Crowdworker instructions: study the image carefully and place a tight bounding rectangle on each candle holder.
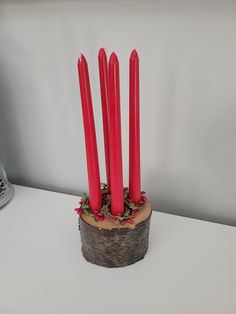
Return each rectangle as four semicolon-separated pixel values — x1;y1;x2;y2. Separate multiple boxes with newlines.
76;186;152;268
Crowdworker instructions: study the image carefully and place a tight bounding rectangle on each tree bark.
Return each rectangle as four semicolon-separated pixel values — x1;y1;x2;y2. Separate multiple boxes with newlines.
79;210;152;268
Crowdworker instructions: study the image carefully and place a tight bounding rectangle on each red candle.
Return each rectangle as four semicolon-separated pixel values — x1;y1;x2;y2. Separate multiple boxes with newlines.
77;54;102;212
98;48;110;187
129;49;141;203
109;53;124;216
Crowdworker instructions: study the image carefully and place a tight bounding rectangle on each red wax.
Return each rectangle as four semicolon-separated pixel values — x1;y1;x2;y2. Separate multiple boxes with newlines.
98;48;110;187
129;49;141;203
77;54;102;212
108;53;124;216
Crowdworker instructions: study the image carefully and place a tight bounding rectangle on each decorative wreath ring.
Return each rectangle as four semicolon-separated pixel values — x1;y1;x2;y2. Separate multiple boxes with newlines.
75;183;147;225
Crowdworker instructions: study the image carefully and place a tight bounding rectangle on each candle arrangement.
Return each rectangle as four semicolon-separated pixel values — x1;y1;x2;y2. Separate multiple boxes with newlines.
75;48;152;268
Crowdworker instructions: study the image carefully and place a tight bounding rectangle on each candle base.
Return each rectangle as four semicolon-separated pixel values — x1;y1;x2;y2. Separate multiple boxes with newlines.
79;201;152;268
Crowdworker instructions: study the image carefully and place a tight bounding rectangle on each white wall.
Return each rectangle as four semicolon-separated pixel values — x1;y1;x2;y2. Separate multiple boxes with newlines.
0;0;236;225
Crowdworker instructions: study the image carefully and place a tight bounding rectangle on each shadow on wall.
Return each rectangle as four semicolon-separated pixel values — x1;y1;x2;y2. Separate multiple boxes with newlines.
148;169;236;227
0;62;26;182
146;98;236;227
148;171;206;221
0;60;85;197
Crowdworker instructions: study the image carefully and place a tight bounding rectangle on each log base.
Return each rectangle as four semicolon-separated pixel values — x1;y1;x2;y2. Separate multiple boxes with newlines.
79;202;152;268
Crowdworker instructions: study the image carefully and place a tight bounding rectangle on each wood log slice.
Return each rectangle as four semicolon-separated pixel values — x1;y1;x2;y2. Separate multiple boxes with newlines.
79;201;152;268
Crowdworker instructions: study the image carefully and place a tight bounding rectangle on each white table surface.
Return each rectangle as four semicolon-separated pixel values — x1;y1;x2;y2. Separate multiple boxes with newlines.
0;185;236;314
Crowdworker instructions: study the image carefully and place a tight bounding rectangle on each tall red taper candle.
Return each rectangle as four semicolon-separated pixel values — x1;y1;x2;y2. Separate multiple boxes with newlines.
109;53;124;216
77;54;102;212
129;49;141;203
98;48;110;187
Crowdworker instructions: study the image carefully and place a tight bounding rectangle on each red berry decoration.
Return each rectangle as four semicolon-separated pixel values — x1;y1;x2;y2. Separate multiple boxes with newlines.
142;195;147;202
137;199;144;206
74;208;83;216
74;186;147;225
